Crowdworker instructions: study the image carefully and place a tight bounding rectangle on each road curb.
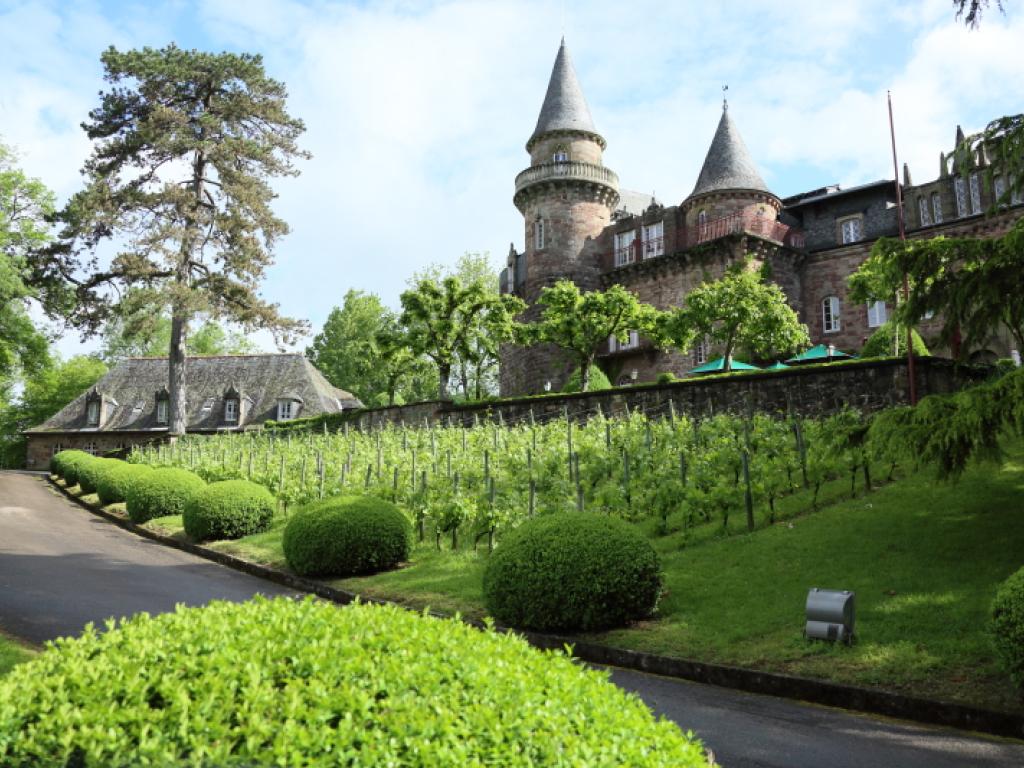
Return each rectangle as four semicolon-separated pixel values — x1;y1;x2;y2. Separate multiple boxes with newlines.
48;477;1024;741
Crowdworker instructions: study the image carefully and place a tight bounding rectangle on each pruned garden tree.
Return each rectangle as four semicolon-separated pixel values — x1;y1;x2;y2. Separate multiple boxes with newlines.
399;275;524;400
662;263;808;370
0;141;53;381
32;45;308;437
374;320;437;407
529;281;659;392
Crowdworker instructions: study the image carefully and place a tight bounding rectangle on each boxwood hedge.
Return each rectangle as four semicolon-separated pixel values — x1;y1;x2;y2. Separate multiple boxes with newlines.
51;450;95;487
75;457;121;495
991;566;1024;690
282;495;411;577
183;479;276;542
125;467;206;524
483;512;663;632
0;597;711;766
96;462;153;506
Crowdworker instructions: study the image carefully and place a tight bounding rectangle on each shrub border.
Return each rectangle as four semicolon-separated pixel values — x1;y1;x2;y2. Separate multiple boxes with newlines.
47;475;1024;741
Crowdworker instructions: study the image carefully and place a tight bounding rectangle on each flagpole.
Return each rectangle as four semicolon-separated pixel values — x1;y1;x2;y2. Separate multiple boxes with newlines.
887;91;917;406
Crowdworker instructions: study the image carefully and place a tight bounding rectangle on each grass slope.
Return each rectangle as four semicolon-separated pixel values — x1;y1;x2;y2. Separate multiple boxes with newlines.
0;632;36;677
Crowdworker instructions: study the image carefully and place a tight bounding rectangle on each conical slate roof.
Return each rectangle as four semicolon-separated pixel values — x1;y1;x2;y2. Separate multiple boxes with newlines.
691;104;770;197
531;39;598;143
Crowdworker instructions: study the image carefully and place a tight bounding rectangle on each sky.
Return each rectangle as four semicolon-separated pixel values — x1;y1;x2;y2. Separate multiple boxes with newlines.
2;0;1022;358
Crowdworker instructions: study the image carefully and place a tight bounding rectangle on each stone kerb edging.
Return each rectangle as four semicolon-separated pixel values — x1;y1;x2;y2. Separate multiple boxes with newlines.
48;477;1024;742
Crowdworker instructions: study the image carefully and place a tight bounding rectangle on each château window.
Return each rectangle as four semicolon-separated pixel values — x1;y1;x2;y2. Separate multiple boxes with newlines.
86;400;100;427
614;230;636;267
51;443;64;457
954;176;968;217
867;300;887;328
224;398;239;423
156;399;168;425
277;399;298;421
918;197;931;227
839;216;863;244
534;219;544;250
84;441;97;456
931;192;943;223
994;175;1006;206
609;330;639;352
553;146;569;163
822;296;841;334
692;336;710;366
969;172;982;214
642;221;664;258
697;210;708;227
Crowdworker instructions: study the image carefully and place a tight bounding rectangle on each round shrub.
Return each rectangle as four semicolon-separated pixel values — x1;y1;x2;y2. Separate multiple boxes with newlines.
50;450;91;481
96;462;153;506
75;457;121;495
860;321;930;358
0;597;711;766
125;467;206;524
283;495;411;577
991;566;1024;690
183;479;275;542
483;512;662;632
561;365;612;393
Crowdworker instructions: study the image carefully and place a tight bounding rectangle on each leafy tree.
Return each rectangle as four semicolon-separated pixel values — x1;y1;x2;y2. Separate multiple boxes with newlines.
374;320;437;407
0;141;53;380
0;355;107;466
662;263;808;370
849;226;1024;356
409;253;503;400
399;276;524;400
32;45;308;437
529;281;658;392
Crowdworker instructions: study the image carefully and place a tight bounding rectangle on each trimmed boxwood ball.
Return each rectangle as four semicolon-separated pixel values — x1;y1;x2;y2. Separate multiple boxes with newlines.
183;479;275;542
125;467;206;524
283;495;411;577
96;462;153;506
75;457;121;495
0;597;712;766
483;512;663;632
991;566;1024;690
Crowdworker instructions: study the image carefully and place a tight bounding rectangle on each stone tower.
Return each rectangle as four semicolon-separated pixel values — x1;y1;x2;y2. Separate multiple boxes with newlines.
501;39;619;395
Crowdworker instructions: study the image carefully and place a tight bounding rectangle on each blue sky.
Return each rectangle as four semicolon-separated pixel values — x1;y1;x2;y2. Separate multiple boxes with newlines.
2;0;1022;357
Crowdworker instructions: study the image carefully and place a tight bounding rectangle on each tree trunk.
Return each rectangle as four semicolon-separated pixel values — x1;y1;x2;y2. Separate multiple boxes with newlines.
723;331;736;372
580;354;594;392
438;362;451;400
168;311;188;438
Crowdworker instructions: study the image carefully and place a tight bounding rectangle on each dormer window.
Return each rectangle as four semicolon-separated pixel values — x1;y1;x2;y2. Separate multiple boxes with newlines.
224;398;239;423
838;215;863;244
86;399;100;427
155;388;169;426
277;396;301;422
969;172;982;214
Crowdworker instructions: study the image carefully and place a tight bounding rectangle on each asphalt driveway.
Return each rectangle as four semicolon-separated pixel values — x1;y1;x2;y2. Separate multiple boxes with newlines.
1;472;1022;767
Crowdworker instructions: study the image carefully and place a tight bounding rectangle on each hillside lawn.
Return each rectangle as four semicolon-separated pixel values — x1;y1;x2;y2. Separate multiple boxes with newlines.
56;438;1024;713
0;631;36;677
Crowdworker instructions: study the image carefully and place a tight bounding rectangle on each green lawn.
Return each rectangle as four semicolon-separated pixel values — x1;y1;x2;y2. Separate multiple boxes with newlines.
0;632;36;677
56;441;1024;712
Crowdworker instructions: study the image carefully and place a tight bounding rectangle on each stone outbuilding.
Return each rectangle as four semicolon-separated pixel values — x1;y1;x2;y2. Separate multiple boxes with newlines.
23;353;362;469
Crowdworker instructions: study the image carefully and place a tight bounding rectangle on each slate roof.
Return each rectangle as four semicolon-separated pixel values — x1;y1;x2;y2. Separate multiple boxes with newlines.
690;105;770;197
27;354;362;434
531;39;600;144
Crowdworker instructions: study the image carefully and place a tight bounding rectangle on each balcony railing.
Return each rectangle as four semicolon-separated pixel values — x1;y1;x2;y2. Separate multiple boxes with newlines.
614;235;664;267
514;160;619;196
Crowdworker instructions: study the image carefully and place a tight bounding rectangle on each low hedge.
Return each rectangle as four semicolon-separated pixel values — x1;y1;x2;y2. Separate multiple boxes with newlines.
183;479;276;542
96;462;154;506
0;597;711;766
283;495;410;577
125;468;206;524
50;450;92;484
991;566;1024;690
483;512;663;632
76;457;121;495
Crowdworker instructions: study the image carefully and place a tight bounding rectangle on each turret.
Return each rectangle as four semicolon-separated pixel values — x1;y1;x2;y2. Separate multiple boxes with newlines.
681;102;781;232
